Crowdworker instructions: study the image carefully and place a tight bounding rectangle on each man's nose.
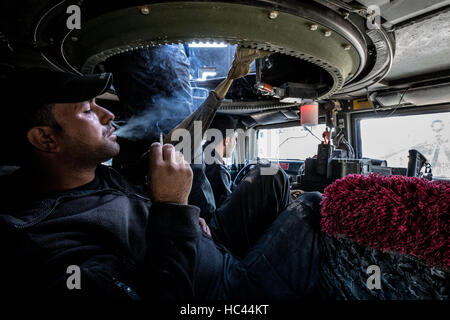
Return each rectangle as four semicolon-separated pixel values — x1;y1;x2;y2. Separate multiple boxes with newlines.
93;102;115;124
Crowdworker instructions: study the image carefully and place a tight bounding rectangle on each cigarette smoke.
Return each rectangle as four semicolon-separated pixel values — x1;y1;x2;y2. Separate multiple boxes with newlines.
108;44;203;142
115;93;198;141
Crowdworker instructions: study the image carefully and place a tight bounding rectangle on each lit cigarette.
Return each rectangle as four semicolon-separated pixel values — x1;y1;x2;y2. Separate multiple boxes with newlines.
160;133;163;145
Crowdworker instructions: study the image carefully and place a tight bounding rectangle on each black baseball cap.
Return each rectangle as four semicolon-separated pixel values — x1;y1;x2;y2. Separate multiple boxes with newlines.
7;67;113;108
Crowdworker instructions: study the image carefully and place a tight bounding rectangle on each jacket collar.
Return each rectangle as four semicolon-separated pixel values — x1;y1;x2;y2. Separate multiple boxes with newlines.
0;165;148;229
212;151;225;165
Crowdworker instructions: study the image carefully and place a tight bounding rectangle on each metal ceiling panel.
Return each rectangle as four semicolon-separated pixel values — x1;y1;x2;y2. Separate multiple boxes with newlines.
358;0;450;25
384;9;450;81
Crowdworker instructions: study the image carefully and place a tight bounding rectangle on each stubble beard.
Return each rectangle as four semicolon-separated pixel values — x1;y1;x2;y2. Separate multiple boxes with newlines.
61;133;120;169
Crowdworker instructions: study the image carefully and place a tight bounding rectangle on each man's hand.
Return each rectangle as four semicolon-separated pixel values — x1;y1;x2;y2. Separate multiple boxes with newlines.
199;218;211;238
148;142;193;205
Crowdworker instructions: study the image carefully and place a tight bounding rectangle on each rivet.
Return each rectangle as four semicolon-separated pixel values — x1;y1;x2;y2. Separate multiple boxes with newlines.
324;30;332;37
269;11;279;19
310;24;318;31
140;6;150;15
343;44;351;50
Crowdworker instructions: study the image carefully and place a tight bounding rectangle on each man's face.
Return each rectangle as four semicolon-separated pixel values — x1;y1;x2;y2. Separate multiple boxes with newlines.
224;132;238;158
51;99;120;166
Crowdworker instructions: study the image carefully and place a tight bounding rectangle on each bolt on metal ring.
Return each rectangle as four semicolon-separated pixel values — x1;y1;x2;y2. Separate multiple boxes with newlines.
310;24;318;31
269;11;279;19
140;6;150;15
324;30;332;37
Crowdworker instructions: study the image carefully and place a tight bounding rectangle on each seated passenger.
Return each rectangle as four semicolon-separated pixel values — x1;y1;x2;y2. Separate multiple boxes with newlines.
204;114;238;207
0;68;322;301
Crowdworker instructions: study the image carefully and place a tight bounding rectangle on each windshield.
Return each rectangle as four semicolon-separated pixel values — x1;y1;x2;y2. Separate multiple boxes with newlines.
360;111;450;179
257;125;327;160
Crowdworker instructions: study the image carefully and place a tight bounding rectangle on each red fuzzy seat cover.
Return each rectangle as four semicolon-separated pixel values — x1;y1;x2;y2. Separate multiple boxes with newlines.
320;174;449;268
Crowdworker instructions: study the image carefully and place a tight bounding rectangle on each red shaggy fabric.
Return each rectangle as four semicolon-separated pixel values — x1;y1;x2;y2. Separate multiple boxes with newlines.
320;174;450;268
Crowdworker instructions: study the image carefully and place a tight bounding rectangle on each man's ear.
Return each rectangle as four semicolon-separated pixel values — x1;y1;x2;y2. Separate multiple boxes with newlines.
26;127;60;153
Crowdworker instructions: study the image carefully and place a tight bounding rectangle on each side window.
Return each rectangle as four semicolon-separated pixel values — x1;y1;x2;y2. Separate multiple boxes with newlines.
359;112;450;179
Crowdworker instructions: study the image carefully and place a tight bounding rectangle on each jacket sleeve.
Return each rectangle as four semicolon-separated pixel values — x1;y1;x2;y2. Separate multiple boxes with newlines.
48;254;142;300
206;164;233;208
0;223;141;301
188;163;216;222
144;202;202;300
214;166;233;207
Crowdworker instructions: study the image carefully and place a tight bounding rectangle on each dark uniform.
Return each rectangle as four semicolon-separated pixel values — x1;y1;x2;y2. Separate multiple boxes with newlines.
0;164;322;300
205;152;236;208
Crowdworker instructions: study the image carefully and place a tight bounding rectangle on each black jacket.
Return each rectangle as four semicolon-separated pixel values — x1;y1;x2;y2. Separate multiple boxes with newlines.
205;157;235;208
0;165;224;300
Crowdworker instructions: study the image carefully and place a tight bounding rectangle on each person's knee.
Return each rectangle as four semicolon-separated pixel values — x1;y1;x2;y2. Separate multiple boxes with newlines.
245;164;289;187
298;191;322;211
293;192;323;229
245;165;289;195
